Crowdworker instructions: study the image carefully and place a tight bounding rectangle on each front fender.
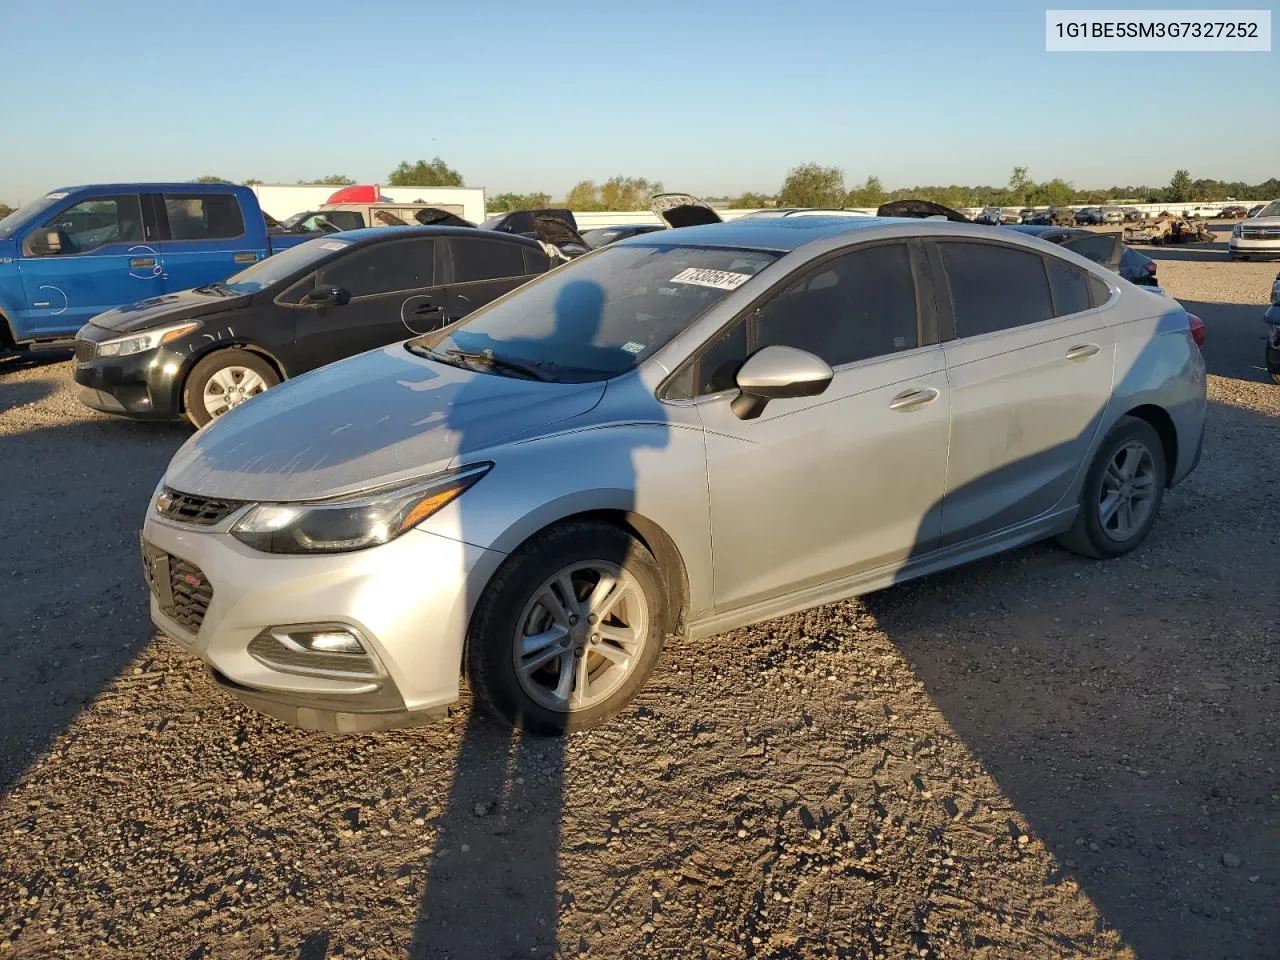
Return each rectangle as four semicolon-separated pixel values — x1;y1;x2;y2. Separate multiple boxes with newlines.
417;420;715;620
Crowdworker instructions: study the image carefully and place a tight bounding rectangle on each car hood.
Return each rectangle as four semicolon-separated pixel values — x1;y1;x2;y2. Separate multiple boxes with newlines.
650;193;723;229
163;343;608;502
86;288;249;334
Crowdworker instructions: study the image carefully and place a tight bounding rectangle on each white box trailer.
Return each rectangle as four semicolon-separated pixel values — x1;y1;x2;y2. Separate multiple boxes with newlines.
251;183;487;226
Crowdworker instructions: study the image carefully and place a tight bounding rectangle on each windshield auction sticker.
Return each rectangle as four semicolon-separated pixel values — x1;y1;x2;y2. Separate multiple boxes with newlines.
318;240;352;251
1046;9;1270;50
669;267;752;291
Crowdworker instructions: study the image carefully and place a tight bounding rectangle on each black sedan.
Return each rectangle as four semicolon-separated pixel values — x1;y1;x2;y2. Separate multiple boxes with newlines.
73;226;551;426
1004;224;1159;286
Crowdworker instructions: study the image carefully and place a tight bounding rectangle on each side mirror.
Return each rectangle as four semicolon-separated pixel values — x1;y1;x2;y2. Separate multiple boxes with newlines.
302;284;349;307
25;229;64;256
730;345;834;420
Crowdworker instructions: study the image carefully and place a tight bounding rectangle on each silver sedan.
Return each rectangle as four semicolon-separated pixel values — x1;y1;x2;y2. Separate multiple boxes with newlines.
141;216;1207;734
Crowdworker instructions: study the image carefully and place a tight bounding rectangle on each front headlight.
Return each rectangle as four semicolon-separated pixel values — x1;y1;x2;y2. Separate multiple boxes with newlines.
1232;224;1243;238
97;320;202;358
230;463;491;554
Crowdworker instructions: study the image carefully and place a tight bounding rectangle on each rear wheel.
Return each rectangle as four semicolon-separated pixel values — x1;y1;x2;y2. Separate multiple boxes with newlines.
467;521;668;734
182;350;279;428
1058;417;1167;560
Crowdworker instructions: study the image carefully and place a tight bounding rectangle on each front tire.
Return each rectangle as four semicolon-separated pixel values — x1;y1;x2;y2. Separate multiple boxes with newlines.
182;350;280;428
1059;417;1167;560
467;521;669;735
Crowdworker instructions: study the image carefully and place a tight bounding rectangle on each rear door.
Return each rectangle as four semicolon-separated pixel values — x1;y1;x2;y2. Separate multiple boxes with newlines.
156;191;266;293
16;192;162;336
285;236;442;372
442;237;541;321
932;239;1116;544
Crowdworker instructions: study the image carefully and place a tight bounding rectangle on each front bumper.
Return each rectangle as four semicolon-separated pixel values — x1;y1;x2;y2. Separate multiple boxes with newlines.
1228;237;1280;258
73;346;184;420
141;507;506;732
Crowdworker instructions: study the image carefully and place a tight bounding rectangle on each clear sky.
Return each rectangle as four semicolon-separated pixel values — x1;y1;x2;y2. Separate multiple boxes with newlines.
2;0;1277;204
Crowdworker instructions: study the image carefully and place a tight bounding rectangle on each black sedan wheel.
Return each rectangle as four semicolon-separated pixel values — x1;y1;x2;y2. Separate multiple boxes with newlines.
183;350;280;428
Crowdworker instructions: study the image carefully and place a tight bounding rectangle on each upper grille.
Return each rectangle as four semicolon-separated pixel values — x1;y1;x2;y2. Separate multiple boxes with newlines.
142;543;214;635
1241;226;1280;240
73;340;97;363
156;488;243;526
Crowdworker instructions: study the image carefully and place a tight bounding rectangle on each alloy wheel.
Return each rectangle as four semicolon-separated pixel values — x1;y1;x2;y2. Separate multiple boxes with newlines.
1098;440;1157;542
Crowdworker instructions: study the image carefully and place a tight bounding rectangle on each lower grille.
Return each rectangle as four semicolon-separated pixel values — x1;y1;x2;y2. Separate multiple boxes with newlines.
156;488;243;526
142;541;213;634
73;340;97;363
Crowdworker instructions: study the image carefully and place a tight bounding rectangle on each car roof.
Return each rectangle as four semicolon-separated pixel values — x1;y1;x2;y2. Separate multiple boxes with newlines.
329;225;539;247
619;216;932;252
52;182;252;193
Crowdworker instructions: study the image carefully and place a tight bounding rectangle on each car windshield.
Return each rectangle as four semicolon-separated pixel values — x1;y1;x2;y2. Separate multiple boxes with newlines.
0;194;64;239
1254;200;1280;218
220;236;356;293
416;244;779;383
279;211;312;229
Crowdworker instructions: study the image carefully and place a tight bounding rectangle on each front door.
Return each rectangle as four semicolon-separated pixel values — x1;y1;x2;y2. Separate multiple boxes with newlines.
16;193;163;337
288;236;441;373
156;191;265;294
932;239;1116;544
692;241;952;613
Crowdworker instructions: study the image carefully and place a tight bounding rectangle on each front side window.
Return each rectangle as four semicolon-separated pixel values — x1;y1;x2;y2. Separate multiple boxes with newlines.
32;195;143;255
753;243;919;367
1253;200;1280;218
422;244;778;383
938;241;1054;337
317;238;436;297
450;238;528;282
163;194;245;241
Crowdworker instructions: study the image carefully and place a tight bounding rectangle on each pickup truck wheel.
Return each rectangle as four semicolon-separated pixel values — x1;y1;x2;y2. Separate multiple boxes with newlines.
183;350;279;428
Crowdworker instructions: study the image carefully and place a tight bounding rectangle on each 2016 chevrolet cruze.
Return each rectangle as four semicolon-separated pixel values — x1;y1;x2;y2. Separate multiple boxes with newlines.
141;216;1207;734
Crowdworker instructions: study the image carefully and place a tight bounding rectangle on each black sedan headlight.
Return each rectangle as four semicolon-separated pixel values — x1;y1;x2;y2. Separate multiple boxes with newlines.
96;321;202;358
230;464;491;554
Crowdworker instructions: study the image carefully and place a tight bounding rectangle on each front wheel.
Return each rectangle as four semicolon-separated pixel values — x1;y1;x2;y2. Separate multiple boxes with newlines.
1058;417;1167;560
467;521;669;734
182;350;280;428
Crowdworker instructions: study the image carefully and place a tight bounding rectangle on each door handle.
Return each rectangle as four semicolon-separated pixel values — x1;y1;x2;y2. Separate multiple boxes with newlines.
233;252;259;264
1065;343;1100;361
413;303;443;315
129;256;156;268
888;387;940;411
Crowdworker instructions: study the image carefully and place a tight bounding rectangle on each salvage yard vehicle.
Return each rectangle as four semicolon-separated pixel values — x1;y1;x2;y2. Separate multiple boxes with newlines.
1220;205;1250;219
1005;224;1159;286
582;224;666;248
1265;272;1280;383
1075;207;1101;225
1124;213;1217;246
1229;199;1280;260
139;215;1206;735
1100;206;1125;225
0;183;312;349
73;226;552;426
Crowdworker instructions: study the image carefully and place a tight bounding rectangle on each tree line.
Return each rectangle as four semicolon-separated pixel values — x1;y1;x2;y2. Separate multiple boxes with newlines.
3;159;1276;216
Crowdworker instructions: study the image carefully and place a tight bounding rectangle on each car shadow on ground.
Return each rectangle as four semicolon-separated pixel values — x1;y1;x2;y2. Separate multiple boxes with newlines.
1141;242;1230;263
0;346;74;375
1177;298;1271;384
0;410;191;792
857;395;1279;960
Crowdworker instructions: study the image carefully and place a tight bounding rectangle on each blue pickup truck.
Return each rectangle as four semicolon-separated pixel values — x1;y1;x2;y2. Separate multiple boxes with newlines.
0;183;310;347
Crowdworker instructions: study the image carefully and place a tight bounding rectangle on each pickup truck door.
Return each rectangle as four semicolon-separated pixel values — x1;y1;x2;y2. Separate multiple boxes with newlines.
15;192;164;338
287;236;443;373
154;191;268;295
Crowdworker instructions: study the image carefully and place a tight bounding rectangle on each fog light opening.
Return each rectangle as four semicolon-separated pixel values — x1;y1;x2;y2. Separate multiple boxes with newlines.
276;627;366;656
248;624;383;681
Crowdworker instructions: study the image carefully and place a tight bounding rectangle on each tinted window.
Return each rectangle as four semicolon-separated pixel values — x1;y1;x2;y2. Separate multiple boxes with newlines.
324;211;365;231
451;238;527;282
35;195;143;254
1046;257;1092;316
522;246;551;275
1058;233;1118;268
1088;275;1111;306
697;321;750;394
163;194;245;241
753;243;919;366
938;242;1053;337
316;239;436;297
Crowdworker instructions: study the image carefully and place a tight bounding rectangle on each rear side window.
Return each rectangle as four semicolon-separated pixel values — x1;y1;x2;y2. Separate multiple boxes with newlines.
163;194;245;241
754;243;919;366
1058;233;1118;268
1045;257;1092;316
938;242;1053;337
316;238;436;297
450;238;528;282
522;246;551;275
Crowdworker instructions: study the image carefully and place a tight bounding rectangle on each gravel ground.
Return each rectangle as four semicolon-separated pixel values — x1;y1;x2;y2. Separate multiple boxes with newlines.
0;251;1277;960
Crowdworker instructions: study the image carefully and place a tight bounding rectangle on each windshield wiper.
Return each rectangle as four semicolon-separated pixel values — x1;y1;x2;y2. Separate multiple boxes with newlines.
443;347;555;381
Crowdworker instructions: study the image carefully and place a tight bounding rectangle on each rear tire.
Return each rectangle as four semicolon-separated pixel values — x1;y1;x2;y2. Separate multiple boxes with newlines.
467;521;668;735
182;350;279;428
1058;416;1167;560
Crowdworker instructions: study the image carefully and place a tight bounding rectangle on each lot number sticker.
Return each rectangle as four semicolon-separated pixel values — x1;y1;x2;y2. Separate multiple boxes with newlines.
669;267;752;291
318;240;352;251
